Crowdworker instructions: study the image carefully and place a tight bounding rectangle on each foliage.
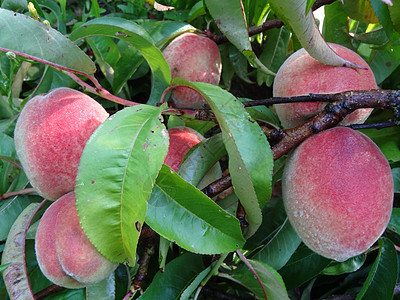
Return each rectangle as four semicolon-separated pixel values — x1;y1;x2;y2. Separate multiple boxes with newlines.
0;0;400;299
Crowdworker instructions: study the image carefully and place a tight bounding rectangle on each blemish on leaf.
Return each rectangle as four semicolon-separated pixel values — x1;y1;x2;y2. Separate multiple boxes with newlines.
386;62;392;67
91;180;95;184
115;31;130;37
135;221;142;232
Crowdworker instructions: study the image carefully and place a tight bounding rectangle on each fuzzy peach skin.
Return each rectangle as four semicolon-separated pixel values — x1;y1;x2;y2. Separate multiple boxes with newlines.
14;87;109;200
273;43;377;129
35;192;117;288
164;126;204;172
55;192;118;285
35;194;85;289
163;32;222;109
282;127;393;261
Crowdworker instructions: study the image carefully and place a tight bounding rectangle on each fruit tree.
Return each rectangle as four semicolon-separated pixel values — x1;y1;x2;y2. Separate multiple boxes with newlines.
1;0;400;299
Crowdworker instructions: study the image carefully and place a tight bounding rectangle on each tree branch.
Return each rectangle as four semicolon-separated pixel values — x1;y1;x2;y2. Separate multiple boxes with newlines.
271;90;399;159
124;227;159;300
199;89;400;198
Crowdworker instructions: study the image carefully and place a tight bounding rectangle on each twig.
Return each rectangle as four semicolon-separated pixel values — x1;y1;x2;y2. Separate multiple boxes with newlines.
0;157;22;170
236;202;249;233
34;284;63;300
201;174;232;198
348;121;396;130
124;227;159;300
243;93;339;107
271;89;400;160
65;71;139;107
236;250;268;300
1;188;37;201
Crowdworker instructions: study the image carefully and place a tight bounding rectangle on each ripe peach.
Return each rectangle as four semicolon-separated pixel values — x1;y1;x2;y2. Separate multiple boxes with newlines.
14;87;109;200
34;194;85;289
35;192;118;288
164;126;204;172
282;127;393;261
162;32;222;109
164;126;221;188
273;43;377;128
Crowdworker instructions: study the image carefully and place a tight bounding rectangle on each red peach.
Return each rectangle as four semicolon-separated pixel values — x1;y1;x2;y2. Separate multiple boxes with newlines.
273;43;377;128
282;127;393;261
35;194;85;289
162;32;222;109
35;192;117;288
14;88;109;200
164;126;204;172
55;192;118;285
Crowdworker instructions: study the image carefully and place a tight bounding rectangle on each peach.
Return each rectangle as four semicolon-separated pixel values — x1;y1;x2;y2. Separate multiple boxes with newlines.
14;87;109;200
282;127;393;261
162;32;222;109
164;126;221;187
273;43;377;128
34;194;85;289
164;126;204;172
35;192;118;288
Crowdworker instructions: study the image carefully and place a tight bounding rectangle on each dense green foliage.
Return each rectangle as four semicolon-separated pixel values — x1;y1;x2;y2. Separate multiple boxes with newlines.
1;0;400;299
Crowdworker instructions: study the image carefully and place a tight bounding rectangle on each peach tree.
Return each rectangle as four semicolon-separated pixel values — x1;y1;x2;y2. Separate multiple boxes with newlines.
1;0;400;299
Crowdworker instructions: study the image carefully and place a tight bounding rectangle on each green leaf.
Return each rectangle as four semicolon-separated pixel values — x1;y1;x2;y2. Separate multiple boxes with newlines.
279;245;332;290
204;0;275;75
306;0;315;14
228;259;289;300
86;36;120;85
322;254;366;276
172;79;274;238
0;196;32;240
356;238;398;300
113;44;144;94
188;1;206;22
146;165;245;254
360;126;400;163
86;272;116;300
75;105;169;264
342;0;380;24
389;1;400;33
139;253;204;300
69;17;171;105
0;263;11;272
1;0;28;12
228;46;254;84
0;8;95;74
369;44;400;84
141;20;195;49
371;0;394;39
353;28;389;45
392;169;400;192
322;1;353;48
257;26;291;86
1;203;42;300
0;132;17;194
388;207;400;233
178;134;226;187
180;266;212;300
244;197;287;249
252;219;302;271
268;0;364;68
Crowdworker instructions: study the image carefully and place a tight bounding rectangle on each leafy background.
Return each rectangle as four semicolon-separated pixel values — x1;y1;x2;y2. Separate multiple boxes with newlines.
0;0;400;299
